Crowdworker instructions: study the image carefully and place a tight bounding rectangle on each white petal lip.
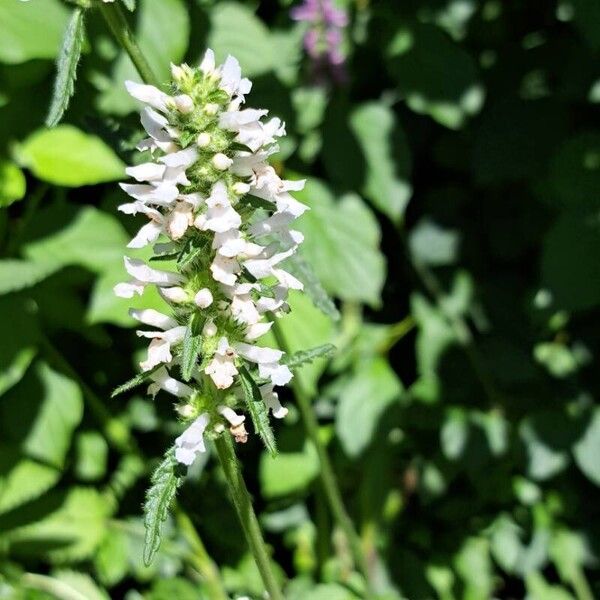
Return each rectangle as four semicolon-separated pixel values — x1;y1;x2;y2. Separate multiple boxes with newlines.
258;362;293;386
245;321;273;340
124;257;183;285
126;162;166;182
175;413;210;466
159;147;198;168
129;308;178;330
114;281;145;298
120;182;179;206
125;80;171;112
200;48;216;74
127;221;162;248
234;342;283;364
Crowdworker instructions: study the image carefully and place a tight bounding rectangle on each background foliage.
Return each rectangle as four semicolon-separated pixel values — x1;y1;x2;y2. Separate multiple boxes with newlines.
1;0;599;598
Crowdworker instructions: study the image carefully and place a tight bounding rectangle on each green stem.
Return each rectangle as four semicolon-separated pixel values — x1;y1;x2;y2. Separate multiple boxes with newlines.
176;507;230;600
270;320;373;594
571;567;594;600
214;435;283;600
98;2;159;87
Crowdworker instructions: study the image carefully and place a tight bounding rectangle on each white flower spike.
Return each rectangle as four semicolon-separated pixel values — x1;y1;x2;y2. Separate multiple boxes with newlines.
115;49;308;466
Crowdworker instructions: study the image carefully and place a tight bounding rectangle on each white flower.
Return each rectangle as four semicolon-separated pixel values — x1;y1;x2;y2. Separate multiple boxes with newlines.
234;342;292;386
125;80;171;112
203;181;242;233
114;258;184;298
260;384;288;418
218;405;245;427
199;48;216;75
175;413;210;466
148;367;193;398
205;337;238;389
159;286;189;303
219;55;252;100
210;254;239;286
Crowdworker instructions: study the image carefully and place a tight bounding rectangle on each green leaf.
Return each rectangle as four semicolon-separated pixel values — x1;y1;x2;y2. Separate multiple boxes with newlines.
409;219;460;266
17;126;124;187
0;447;61;516
0;260;59;295
94;528;129;587
46;7;85;128
285;252;340;321
526;572;576;600
387;23;484;128
284;344;336;370
573;408;600;485
335;357;403;457
97;0;189;115
259;439;319;498
0;361;83;469
5;487;111;562
112;365;161;398
0;160;26;207
0;0;69;64
207;2;273;77
542;212;600;311
238;366;277;456
143;448;183;566
180;318;202;382
295;179;386;307
75;432;108;482
349;102;412;221
51;571;110;600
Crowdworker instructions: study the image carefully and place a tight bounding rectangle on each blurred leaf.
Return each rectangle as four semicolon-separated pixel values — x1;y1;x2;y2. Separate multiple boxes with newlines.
336;357;402;457
0;160;26;207
51;571;110;600
292;584;360;600
6;487;111;562
46;7;85;128
98;0;190;115
519;417;569;481
143;448;182;566
440;408;469;460
573;408;600;486
285;252;340;321
295;179;386;307
455;537;494;600
0;361;83;469
409;219;459;266
0;0;69;64
0;260;59;295
146;578;202;600
207;2;273;77
17;126;124;187
75;432;108;482
259;439;319;498
0;448;61;516
94;529;129;587
349;102;412;221
525;572;576;600
542;212;600;311
387;23;484;129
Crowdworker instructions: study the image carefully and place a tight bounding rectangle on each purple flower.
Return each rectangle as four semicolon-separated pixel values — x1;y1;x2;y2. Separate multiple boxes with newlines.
290;0;349;84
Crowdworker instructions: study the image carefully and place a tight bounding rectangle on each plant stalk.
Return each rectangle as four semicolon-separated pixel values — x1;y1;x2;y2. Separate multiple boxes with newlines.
214;435;283;600
98;2;159;87
270;320;373;594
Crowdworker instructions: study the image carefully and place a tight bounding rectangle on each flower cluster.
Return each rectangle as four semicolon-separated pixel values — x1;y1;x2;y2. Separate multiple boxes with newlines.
290;0;348;83
115;50;308;466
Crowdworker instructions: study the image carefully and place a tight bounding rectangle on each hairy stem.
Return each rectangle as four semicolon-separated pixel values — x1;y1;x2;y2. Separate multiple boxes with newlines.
270;320;373;594
98;2;159;87
214;435;283;600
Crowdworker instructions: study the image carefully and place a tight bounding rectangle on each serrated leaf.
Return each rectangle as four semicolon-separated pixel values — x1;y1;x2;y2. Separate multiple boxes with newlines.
284;344;336;370
238;366;277;456
285;253;340;320
143;448;182;566
180;316;202;382
46;7;85;128
111;365;160;397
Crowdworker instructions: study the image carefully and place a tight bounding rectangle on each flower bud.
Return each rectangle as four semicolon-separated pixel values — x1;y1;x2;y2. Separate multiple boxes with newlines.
173;94;194;114
170;63;186;82
232;181;250;195
160;286;189;303
197;132;211;148
203;319;217;337
212;153;233;171
176;403;196;418
194;288;214;308
204;103;219;115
